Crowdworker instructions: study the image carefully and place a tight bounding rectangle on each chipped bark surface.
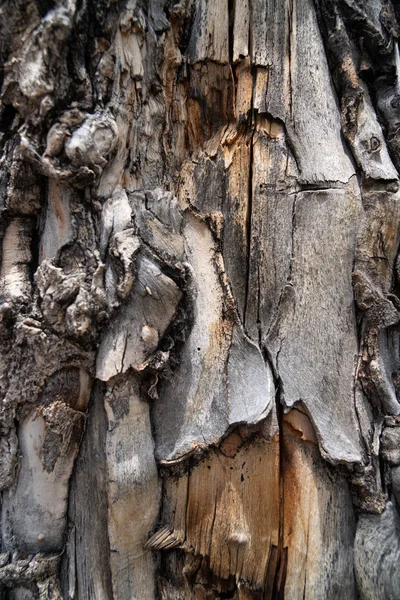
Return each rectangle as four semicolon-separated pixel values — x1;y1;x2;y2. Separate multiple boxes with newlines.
1;0;400;598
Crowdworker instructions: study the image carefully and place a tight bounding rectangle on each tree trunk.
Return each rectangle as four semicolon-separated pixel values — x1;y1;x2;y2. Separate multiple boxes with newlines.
1;0;400;598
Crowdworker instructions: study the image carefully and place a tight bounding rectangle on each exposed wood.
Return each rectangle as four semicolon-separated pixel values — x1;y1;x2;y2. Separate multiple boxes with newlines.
150;433;280;597
282;415;356;599
232;0;249;63
188;0;229;64
62;382;113;600
153;211;275;462
105;375;159;600
1;218;33;302
266;186;364;464
151;412;358;598
355;501;400;600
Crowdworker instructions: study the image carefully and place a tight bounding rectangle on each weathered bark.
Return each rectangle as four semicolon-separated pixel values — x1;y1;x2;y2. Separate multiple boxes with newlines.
0;0;400;598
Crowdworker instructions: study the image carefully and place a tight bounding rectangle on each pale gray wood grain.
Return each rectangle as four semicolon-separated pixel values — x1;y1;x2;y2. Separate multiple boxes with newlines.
61;382;113;600
355;502;400;600
187;0;229;64
266;187;364;463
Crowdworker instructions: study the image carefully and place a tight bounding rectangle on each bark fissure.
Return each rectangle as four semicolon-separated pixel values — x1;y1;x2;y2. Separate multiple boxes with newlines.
243;126;255;334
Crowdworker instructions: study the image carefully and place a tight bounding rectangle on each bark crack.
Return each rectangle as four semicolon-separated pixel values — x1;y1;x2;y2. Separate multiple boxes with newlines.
243;70;257;332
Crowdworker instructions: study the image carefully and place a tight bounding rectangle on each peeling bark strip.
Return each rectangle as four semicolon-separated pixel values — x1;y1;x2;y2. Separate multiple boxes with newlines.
1;0;400;598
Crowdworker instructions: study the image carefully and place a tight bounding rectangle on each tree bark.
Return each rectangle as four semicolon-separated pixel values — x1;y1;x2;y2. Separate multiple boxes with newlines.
1;0;400;598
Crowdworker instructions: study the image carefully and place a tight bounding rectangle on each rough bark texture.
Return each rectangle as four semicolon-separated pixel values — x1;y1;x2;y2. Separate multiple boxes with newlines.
1;0;400;598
